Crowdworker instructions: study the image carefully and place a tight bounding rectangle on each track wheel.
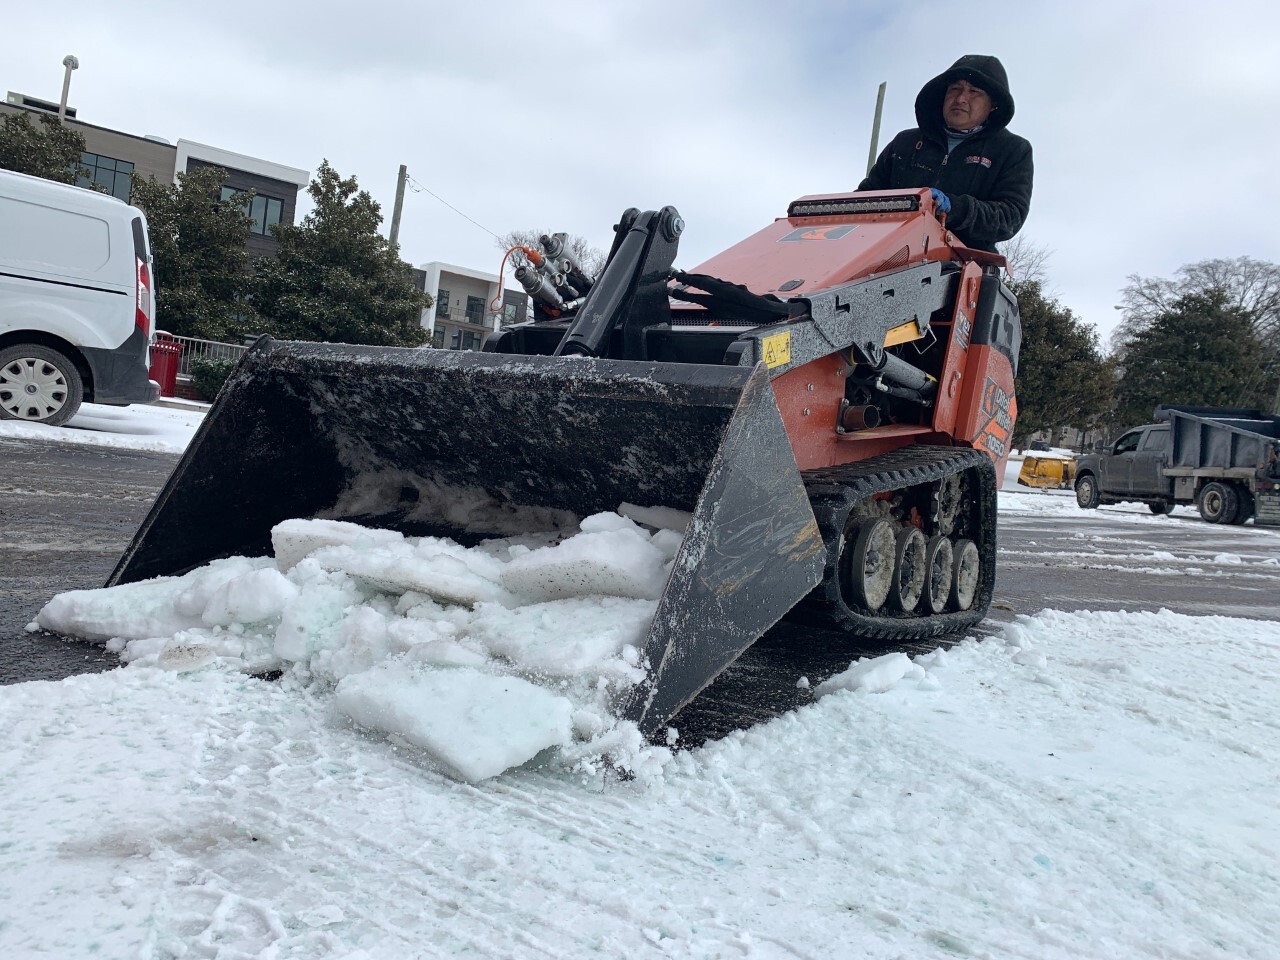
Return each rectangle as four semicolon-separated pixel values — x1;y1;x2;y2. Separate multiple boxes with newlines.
844;518;896;611
889;527;927;612
921;535;954;615
950;538;980;612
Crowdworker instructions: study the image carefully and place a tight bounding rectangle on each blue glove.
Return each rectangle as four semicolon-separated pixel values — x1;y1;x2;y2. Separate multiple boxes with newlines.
930;188;951;215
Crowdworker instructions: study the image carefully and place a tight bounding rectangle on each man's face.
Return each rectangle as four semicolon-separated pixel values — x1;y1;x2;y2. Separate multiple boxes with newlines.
943;80;993;129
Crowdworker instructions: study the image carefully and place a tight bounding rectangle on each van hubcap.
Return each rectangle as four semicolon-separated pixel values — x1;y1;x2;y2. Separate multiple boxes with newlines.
0;357;68;420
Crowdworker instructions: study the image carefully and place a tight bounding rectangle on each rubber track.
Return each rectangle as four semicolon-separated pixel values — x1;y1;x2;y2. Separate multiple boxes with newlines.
795;445;998;641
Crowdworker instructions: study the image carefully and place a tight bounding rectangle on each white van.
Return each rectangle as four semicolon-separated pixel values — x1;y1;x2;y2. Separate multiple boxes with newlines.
0;167;159;426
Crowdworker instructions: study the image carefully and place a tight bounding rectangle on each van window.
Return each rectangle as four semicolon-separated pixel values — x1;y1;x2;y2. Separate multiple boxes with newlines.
131;217;149;261
0;196;111;273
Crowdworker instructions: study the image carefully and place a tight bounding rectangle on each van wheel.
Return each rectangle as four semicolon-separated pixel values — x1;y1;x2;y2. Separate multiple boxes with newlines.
0;345;84;427
1197;482;1238;524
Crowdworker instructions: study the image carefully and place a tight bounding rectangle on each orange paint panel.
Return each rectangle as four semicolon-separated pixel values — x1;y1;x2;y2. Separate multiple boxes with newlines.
953;344;1018;478
930;262;985;438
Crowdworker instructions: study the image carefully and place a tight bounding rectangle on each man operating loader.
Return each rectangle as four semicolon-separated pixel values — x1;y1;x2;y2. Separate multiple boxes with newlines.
860;55;1033;253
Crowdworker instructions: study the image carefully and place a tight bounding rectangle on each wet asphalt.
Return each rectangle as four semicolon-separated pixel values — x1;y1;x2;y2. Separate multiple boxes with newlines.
1;436;176;684
3;435;1278;745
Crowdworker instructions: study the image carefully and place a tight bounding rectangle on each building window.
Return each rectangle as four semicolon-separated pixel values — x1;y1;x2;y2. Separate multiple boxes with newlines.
77;152;133;202
436;289;450;318
448;329;482;351
219;187;283;236
465;295;485;325
432;325;446;348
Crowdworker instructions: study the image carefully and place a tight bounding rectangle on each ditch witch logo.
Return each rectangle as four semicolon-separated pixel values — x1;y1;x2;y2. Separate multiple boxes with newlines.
977;378;1014;459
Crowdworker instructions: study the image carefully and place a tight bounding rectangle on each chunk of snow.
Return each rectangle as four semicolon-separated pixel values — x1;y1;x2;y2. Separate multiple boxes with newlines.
501;522;669;602
465;596;653;680
815;652;924;698
334;662;574;782
271;518;405;573
201;567;299;626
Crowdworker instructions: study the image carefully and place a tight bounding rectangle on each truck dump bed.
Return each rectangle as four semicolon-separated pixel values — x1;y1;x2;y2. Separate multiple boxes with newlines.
1155;405;1280;473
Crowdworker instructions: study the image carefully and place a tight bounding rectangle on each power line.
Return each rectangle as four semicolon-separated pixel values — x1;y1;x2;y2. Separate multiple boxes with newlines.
404;174;502;243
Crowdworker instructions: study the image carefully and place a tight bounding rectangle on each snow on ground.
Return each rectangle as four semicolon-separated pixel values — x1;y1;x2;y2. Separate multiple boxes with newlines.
4;608;1278;958
9;415;1280;956
0;399;207;454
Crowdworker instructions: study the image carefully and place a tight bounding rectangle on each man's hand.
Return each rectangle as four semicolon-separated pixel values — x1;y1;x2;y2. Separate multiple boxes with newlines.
930;188;952;214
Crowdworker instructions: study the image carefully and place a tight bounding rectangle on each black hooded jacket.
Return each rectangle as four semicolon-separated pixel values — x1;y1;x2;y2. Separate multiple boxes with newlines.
859;55;1033;252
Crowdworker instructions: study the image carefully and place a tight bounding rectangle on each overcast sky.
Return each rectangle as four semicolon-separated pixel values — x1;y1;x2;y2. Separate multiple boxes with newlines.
8;1;1278;345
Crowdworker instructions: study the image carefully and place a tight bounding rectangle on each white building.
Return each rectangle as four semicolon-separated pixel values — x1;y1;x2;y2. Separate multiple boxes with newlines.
419;262;528;351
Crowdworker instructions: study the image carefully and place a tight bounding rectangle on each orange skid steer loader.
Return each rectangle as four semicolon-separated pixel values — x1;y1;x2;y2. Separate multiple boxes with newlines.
109;188;1020;737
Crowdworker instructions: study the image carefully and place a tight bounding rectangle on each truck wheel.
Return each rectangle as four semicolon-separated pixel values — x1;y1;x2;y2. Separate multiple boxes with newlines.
1197;482;1239;524
1075;474;1100;509
0;345;85;427
1228;488;1254;525
1148;501;1174;515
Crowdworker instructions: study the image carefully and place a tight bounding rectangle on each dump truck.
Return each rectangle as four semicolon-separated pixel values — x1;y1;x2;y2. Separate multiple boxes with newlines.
107;188;1021;737
1074;405;1280;524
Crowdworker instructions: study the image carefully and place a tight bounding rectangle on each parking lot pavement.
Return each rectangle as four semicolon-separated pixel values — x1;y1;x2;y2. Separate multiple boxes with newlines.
1;438;178;683
4;439;1278;691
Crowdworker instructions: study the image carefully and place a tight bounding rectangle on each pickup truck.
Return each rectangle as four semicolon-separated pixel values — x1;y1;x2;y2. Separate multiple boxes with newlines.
1073;406;1280;525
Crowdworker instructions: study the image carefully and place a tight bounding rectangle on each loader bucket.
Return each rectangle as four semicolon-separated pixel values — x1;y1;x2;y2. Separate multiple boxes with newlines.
109;338;825;735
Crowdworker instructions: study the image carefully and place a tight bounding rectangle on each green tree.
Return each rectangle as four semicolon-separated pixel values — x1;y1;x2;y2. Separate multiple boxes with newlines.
0;112;87;182
254;160;431;346
1112;288;1276;425
129;166;257;341
1117;257;1280;413
1009;279;1114;446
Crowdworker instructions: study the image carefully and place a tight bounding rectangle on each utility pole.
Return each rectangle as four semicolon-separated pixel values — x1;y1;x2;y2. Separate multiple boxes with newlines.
866;81;886;178
389;164;408;248
58;55;79;124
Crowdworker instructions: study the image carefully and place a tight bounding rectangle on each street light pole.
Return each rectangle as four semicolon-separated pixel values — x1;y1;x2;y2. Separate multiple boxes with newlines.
58;55;79;124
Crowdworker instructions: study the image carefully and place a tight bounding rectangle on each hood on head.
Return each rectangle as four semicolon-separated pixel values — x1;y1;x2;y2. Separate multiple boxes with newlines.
915;55;1014;135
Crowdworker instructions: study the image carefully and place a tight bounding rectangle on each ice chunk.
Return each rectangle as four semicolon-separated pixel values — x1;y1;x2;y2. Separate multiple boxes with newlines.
501;525;668;602
308;538;511;608
335;662;574;782
815;652;924;698
202;567;300;626
272;518;404;573
466;597;654;680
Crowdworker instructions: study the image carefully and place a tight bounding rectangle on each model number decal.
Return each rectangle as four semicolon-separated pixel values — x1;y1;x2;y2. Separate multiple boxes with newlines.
761;331;792;368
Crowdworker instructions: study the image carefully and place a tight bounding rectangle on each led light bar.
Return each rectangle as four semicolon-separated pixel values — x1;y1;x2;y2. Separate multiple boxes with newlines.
787;194;921;217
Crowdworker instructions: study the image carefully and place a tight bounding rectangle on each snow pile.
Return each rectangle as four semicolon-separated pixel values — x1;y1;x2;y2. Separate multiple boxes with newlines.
37;510;686;783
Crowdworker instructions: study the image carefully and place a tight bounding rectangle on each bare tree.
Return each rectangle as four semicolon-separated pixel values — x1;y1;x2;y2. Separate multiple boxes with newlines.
1118;257;1280;344
495;229;607;278
997;235;1052;287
